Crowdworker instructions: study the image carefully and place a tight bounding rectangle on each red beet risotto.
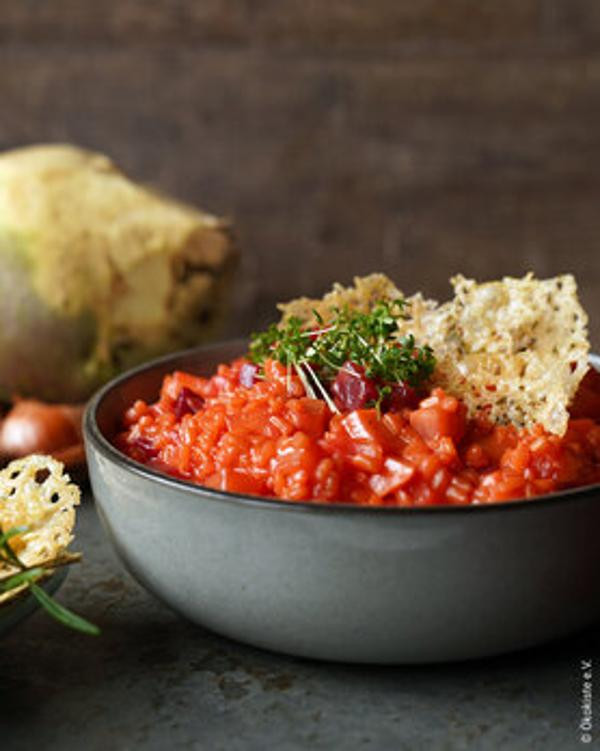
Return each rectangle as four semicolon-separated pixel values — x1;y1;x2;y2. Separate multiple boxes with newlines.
115;359;600;506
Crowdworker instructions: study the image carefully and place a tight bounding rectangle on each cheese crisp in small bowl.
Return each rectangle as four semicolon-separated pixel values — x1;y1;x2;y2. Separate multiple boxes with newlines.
0;455;82;635
84;274;600;663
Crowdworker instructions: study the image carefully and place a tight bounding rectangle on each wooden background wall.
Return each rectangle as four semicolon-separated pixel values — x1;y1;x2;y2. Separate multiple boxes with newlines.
1;1;599;345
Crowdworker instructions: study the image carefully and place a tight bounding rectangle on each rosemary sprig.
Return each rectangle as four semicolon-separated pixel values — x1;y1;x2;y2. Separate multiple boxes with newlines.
249;299;436;407
0;526;100;636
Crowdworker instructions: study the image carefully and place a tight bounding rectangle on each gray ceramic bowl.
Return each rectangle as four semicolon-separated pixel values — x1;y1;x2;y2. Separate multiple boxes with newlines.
84;343;600;664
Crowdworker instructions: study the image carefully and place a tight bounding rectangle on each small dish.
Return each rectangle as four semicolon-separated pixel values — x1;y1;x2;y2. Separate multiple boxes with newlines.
84;342;600;663
0;568;68;637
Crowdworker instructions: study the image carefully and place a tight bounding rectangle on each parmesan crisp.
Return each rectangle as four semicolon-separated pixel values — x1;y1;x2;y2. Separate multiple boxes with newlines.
278;272;590;435
0;454;80;605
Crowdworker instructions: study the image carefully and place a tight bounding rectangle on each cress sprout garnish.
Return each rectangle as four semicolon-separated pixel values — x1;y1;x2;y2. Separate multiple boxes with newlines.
249;299;436;412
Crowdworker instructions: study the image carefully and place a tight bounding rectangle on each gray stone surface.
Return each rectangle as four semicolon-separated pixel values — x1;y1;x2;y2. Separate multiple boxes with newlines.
2;494;597;751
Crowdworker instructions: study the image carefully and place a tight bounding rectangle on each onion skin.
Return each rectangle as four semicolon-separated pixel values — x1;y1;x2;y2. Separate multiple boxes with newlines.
0;400;83;463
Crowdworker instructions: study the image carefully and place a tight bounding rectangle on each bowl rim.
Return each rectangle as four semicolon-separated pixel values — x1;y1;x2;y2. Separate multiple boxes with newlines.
84;340;600;517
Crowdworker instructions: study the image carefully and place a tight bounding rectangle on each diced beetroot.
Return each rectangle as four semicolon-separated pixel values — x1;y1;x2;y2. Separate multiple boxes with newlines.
239;362;258;388
130;436;158;461
173;387;205;419
384;381;420;411
331;361;378;411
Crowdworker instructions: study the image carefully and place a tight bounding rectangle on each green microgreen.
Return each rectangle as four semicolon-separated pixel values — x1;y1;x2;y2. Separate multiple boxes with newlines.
0;526;100;636
249;298;436;411
371;385;393;419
